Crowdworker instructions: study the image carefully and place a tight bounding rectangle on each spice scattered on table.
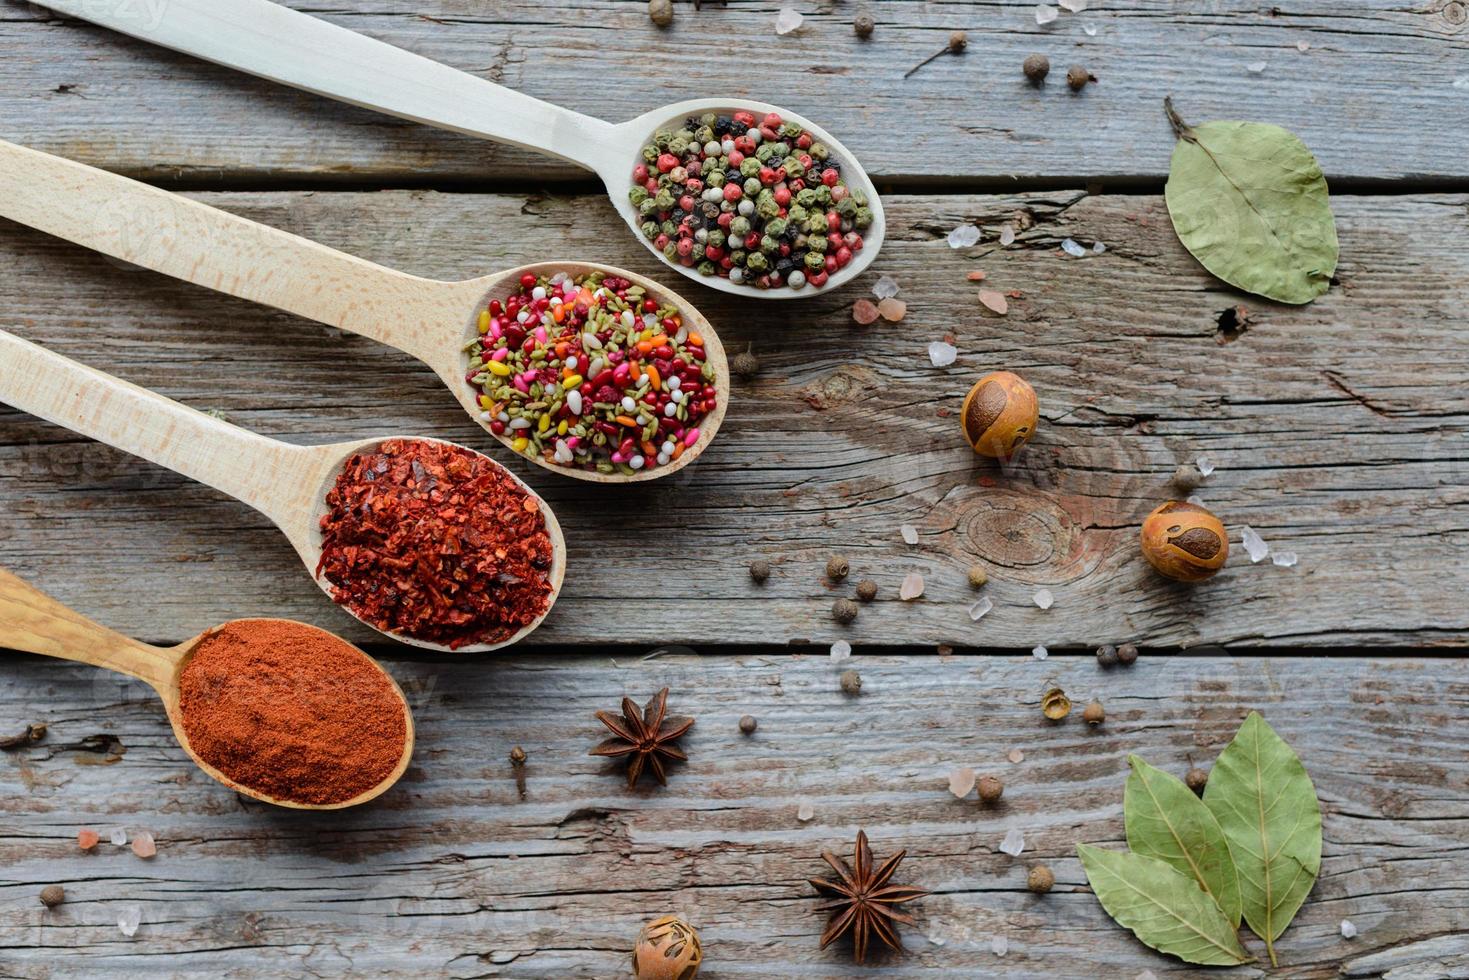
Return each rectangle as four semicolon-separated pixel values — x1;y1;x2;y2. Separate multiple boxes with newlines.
968;564;989;588
739;714;758;735
826;555;850;581
466;272;717;474
647;0;673;27
130;830;156;858
1185;766;1209;795
962;371;1038;458
77;828;99;850
39;884;64;908
1023;53;1051;84
510;745;528;800
1096;644;1118;666
856;579;878;602
731;345;760;379
633;915;703;979
631;111;872;290
854;12;874;37
809;830;928;964
317;439;555;647
590;688;694;789
1042;687;1072;720
1067;65;1097;91
905;30;967;78
1171;462;1204;493
178;620;409;806
1117;642;1139;665
832;598;859;624
978;774;1005;804
0;722;45;749
1083;700;1105;726
1028;865;1055;894
749;558;771;583
840;669;862;695
1141;501;1230;581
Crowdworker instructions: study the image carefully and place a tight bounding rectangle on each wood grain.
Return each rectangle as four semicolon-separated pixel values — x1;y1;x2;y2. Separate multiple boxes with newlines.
1;652;1463;977
1;188;1466;649
1;0;1467;185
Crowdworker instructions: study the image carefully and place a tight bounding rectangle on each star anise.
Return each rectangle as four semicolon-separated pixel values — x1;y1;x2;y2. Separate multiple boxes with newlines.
809;830;928;964
589;688;694;789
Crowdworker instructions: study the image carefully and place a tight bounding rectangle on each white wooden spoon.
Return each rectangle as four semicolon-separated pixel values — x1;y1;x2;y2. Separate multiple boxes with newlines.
0;138;729;484
0;568;414;809
33;0;886;299
0;329;566;653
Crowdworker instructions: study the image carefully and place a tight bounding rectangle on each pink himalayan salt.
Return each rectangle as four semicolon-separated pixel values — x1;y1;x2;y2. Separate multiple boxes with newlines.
77;828;99;850
131;831;156;859
877;298;907;322
852;298;880;325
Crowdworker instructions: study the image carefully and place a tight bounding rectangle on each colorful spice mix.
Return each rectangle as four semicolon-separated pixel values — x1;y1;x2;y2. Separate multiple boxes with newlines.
316;439;555;647
629;110;873;290
466;271;717;474
177;620;408;806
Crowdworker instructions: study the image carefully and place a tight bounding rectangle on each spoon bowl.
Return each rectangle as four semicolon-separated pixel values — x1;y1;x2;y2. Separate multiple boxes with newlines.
35;0;885;299
0;570;413;809
0;330;566;653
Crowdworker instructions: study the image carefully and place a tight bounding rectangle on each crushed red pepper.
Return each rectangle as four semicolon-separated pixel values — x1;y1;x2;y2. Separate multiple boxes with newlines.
316;439;555;649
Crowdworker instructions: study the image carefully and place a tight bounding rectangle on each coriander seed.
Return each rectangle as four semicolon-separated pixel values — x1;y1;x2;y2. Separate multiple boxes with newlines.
739;714;758;735
750;558;771;583
826;556;851;581
1067;65;1096;91
1096;644;1118;667
977;774;1004;804
1117;642;1139;665
967;564;989;589
1082;701;1105;726
840;669;862;695
1185;767;1209;794
854;12;874;38
39;884;64;908
648;0;673;27
1023;53;1050;85
856;579;878;602
833;598;859;624
1027;865;1055;894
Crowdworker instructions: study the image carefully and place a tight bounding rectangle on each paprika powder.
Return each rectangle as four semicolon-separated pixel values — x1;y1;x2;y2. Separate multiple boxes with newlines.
177;620;408;806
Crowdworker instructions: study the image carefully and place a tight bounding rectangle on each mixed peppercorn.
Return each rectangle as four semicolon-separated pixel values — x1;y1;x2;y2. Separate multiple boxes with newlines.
466;271;717;475
630;110;873;290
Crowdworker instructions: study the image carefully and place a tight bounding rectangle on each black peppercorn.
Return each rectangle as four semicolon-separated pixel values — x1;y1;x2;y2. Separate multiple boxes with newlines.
1023;53;1050;84
1067;65;1096;91
977;774;1004;804
854;12;874;38
1027;865;1055;894
856;579;878;602
1096;644;1118;667
739;714;758;735
839;669;862;695
1186;767;1209;795
826;556;850;581
832;598;859;624
1117;642;1139;665
749;558;771;583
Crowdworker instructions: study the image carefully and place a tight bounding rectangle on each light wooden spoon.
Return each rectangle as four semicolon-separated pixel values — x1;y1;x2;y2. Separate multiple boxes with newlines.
32;0;885;299
0;139;729;484
0;568;413;810
0;329;566;653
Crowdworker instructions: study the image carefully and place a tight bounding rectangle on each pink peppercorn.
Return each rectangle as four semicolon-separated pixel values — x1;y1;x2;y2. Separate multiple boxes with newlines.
723;184;742;202
657;153;678;173
822;169;840;187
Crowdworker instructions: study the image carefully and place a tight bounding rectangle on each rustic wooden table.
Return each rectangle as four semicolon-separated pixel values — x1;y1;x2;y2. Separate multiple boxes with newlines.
2;1;1467;976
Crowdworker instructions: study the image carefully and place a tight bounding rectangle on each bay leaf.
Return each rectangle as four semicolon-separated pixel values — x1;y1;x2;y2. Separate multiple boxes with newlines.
1077;843;1253;966
1125;755;1243;927
1163;98;1338;305
1203;712;1322;966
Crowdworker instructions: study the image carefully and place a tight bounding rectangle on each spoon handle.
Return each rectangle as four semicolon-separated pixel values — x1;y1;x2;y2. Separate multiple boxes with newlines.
0;138;458;363
0;330;313;529
0;568;176;688
35;0;618;174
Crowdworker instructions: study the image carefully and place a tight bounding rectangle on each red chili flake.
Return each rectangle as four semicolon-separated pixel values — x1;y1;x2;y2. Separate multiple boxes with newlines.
316;439;555;649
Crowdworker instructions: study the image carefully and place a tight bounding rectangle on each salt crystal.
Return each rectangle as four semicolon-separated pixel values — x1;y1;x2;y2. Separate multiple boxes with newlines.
928;932;947;946
1035;4;1058;25
77;828;99;850
1061;238;1087;257
1248;60;1268;73
1241;526;1269;563
949;767;977;798
877;297;907;322
117;906;141;937
830;640;852;661
899;572;925;600
991;934;1010;957
1092;241;1106;254
1059;0;1086;11
947;224;982;249
109;827;127;847
1007;748;1025;763
1186;495;1204;506
1340;919;1358;939
968;597;994;621
999;224;1016;247
1297;39;1310;52
1272;551;1299;568
775;6;803;35
1000;828;1025;856
1196;456;1216;476
873;275;900;299
1083;23;1098;35
928;341;958;368
131;830;156;859
1033;589;1054;610
978;290;1009;315
1032;644;1048;660
852;298;880;325
900;523;919;545
797;799;815;822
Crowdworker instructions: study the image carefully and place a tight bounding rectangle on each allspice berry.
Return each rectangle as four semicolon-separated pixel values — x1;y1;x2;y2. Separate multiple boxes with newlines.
977;774;1004;804
1023;53;1050;84
1185;767;1209;795
1082;700;1105;726
749;558;771;583
633;915;703;980
1117;642;1139;665
832;598;859;624
856;579;878;602
39;884;64;908
1141;501;1229;581
854;12;875;38
731;347;760;379
961;371;1039;458
1095;644;1118;667
839;669;862;695
1067;65;1096;91
826;555;850;581
1027;865;1055;894
1172;463;1204;493
948;30;968;53
739;714;758;735
647;0;674;28
967;564;989;589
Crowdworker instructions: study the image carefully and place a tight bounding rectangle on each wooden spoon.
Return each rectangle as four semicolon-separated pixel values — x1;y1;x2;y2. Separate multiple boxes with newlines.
0;568;413;809
0;139;729;484
0;329;566;653
32;0;885;299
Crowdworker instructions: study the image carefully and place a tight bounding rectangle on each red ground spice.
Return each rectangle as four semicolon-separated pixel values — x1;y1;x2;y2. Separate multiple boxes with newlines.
316;439;555;649
177;620;407;806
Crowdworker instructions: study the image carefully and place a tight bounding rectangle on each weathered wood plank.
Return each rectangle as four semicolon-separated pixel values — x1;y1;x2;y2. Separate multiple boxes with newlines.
1;189;1467;649
1;653;1464;977
1;0;1467;184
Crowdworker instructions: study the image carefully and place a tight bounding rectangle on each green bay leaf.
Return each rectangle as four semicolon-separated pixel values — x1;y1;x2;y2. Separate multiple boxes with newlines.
1163;98;1338;305
1204;712;1322;966
1077;843;1253;966
1125;755;1243;928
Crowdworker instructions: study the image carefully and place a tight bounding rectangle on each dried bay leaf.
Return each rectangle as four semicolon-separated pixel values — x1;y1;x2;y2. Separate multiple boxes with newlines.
1125;756;1243;928
1203;712;1321;966
1077;844;1253;966
1163;97;1338;305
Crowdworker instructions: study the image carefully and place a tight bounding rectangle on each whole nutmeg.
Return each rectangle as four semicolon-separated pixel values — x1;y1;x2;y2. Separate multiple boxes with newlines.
961;371;1039;458
840;669;862;695
1041;687;1072;721
1027;865;1055;894
1067;65;1096;91
856;579;878;602
39;884;64;908
1185;767;1209;795
632;915;703;980
832;598;859;625
739;714;758;735
749;558;771;583
731;347;760;379
854;12;875;38
967;564;989;589
1023;53;1050;84
1082;700;1105;726
1117;642;1139;665
826;555;850;581
1095;644;1118;667
647;0;674;28
977;774;1004;804
1141;501;1229;581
